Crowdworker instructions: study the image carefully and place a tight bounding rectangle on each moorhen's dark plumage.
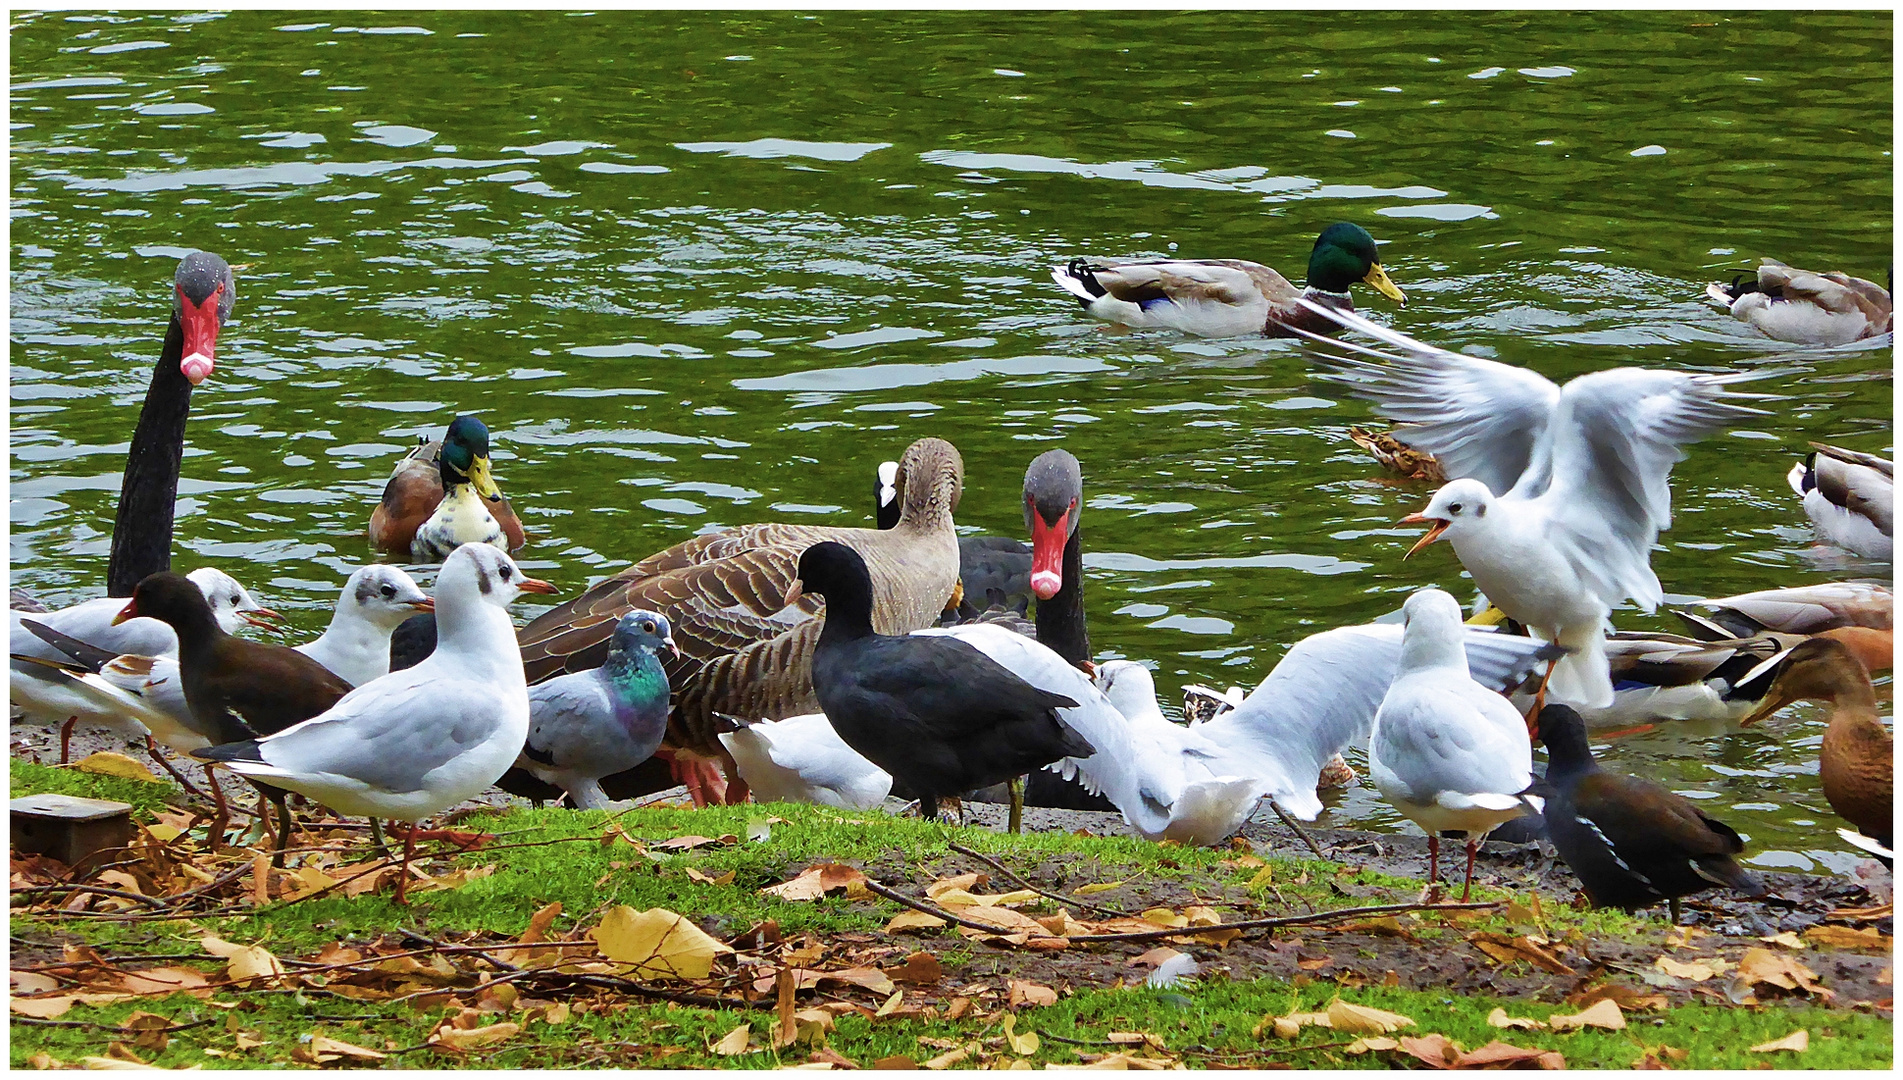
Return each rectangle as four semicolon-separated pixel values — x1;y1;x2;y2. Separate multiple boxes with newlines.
798;541;1090;826
108;252;235;598
1536;704;1767;922
118;571;351;861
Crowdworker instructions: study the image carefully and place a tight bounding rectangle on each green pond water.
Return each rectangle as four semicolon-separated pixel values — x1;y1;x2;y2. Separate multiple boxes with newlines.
9;11;1893;872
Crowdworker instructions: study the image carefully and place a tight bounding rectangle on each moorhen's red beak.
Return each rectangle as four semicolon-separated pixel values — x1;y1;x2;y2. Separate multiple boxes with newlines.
515;576;559;595
176;282;224;386
1399;511;1449;559
1029;502;1072;601
239;606;285;628
408;597;436;612
110;598;140;626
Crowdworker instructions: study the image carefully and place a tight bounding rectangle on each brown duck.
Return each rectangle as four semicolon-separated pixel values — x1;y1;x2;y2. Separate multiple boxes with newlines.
116;571;352;861
1349;425;1446;483
515;436;965;803
1742;636;1893;858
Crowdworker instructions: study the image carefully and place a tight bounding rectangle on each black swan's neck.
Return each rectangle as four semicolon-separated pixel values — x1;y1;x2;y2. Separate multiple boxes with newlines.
107;315;190;597
1036;526;1089;667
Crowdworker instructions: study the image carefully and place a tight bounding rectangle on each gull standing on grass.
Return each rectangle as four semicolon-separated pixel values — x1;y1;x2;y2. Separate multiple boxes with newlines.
1370;589;1543;900
1279;299;1771;708
195;544;556;903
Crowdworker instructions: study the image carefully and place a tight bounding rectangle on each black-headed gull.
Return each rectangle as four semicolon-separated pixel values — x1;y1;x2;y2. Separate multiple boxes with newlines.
517;610;675;810
9;568;278;759
1370;589;1543;899
294;565;435;687
1282;298;1770;708
194;544;556;901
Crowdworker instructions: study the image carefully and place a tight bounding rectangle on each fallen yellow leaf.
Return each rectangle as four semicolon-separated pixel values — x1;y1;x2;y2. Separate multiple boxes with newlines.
592;906;733;980
1758;930;1805;949
1074;881;1123;896
1750;1030;1809;1054
9;996;75;1019
1548;998;1625;1032
200;935;284;985
309;1034;387;1061
431;1022;518;1051
1002;1014;1040;1055
1326;999;1415;1035
711;1023;753;1055
1485;1006;1545;1030
886;910;948;932
68;751;160;783
1803;925;1889;951
1655;955;1728;982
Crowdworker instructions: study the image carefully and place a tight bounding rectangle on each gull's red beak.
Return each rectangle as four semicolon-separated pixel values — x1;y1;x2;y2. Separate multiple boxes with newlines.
239;606;284;628
176;282;225;386
407;597;436;612
515;577;559;595
1399;511;1449;559
1029;501;1073;601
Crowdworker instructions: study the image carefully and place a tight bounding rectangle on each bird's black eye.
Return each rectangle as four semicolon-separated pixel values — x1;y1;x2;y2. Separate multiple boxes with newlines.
642;621;656;634
500;565;513;580
381;584;396;598
1450;503;1464;514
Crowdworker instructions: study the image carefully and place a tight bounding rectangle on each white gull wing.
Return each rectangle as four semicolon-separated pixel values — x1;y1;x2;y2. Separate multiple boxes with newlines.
915;624;1266;845
1193;624;1556;821
215;665;528;821
1369;672;1536;833
9;602;177;664
1283;299;1560;495
1534;368;1771;611
718;712;892;810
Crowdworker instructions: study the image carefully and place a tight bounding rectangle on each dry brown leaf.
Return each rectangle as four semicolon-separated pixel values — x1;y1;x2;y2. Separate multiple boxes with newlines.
655;834;724;851
1654;956;1728;982
925;873;987;898
886;909;947;933
686;866;736;887
1485;1006;1545;1031
310;1034;388;1061
591;905;733;980
76;1057;150;1071
1749;1030;1808;1054
1343;1036;1400;1055
1803;925;1889;951
923;1045;972;1069
884;951;942;984
873;1056;918;1069
712;1022;754;1055
1547;998;1625;1032
116;966;213;999
498;901;563;966
10;996;75;1018
763;863;869;902
1565;983;1665;1012
1327;999;1415;1035
1399;1032;1459;1068
824;967;897;996
69;751;161;783
122;1011;171;1052
1758;930;1805;949
1457;1040;1565;1069
1733;947;1832;1000
200;935;284;986
1008;979;1058;1007
1466;932;1573;974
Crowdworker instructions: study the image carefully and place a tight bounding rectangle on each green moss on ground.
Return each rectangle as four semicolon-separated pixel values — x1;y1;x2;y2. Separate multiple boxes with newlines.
10;971;1883;1070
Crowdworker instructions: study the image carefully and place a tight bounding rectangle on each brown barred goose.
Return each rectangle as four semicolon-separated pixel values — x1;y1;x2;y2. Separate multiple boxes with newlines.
513;436;965;804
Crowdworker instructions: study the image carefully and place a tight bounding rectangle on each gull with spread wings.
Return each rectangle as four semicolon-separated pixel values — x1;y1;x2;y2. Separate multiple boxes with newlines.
1278;299;1772;709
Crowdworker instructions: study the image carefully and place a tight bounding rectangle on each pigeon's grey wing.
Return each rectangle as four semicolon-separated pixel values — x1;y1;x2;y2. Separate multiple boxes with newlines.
1281;298;1561;494
257;674;509;796
1538;368;1771;610
526;674;617;768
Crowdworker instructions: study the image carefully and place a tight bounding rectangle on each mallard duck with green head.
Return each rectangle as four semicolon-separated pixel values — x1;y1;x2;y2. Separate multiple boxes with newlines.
1052;222;1405;338
369;415;522;563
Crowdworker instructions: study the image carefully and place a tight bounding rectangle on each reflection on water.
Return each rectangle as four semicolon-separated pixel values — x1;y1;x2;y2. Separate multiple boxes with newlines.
8;10;1892;870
